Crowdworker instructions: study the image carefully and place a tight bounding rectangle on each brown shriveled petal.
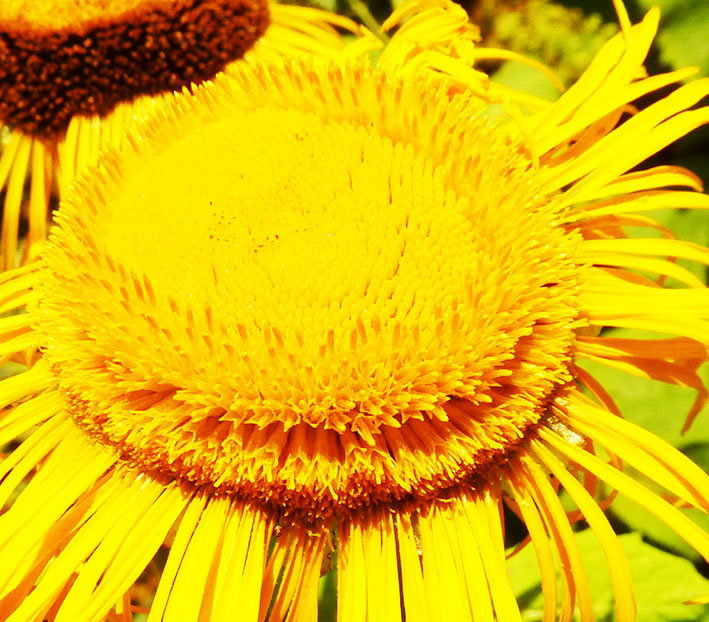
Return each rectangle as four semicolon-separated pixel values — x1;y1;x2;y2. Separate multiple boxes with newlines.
0;0;270;138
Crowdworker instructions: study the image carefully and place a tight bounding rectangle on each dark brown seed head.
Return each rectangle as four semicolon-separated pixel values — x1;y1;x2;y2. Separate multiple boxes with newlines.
0;0;270;139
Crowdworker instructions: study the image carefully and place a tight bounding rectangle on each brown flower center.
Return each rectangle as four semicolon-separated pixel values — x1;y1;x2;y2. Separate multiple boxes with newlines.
0;0;270;138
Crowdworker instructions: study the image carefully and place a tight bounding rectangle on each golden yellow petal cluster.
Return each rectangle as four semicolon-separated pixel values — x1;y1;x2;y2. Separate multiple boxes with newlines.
0;1;708;621
39;60;581;523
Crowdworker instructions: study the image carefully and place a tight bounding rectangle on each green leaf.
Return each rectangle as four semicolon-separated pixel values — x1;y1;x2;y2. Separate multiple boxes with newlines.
636;0;709;77
576;331;709;558
646;208;709;284
318;564;337;622
486;0;618;87
610;494;709;565
508;530;709;621
491;60;562;102
577;352;709;452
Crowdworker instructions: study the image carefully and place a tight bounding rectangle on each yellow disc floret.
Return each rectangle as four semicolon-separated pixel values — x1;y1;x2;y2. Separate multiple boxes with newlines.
37;61;582;523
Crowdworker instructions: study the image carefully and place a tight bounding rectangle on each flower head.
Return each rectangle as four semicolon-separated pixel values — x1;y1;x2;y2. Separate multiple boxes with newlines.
0;0;358;269
1;1;709;620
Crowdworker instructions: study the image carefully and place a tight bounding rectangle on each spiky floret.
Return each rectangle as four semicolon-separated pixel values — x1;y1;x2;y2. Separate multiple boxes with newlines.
1;2;709;621
38;61;581;523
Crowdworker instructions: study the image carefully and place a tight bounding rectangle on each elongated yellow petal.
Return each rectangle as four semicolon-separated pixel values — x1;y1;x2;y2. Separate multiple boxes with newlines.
1;135;31;271
520;456;594;622
554;392;709;510
533;440;636;621
508;470;558;622
146;494;208;622
540;427;709;562
462;492;523;622
210;505;268;622
530;8;659;143
0;413;68;512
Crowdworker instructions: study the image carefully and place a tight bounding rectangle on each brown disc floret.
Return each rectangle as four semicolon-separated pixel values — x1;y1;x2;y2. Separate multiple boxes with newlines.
0;0;270;138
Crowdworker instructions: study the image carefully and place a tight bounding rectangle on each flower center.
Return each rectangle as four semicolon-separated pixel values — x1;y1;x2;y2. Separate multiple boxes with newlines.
0;0;269;137
38;64;580;523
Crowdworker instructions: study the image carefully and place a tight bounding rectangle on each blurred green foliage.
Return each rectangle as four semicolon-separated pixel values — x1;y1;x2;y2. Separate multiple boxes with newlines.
508;531;709;621
636;0;709;78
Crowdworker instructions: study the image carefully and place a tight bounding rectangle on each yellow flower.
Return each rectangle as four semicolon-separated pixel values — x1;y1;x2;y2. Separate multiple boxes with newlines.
1;1;709;620
0;0;358;270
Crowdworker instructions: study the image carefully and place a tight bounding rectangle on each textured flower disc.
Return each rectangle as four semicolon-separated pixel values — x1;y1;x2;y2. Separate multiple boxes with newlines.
38;61;582;524
0;0;270;138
